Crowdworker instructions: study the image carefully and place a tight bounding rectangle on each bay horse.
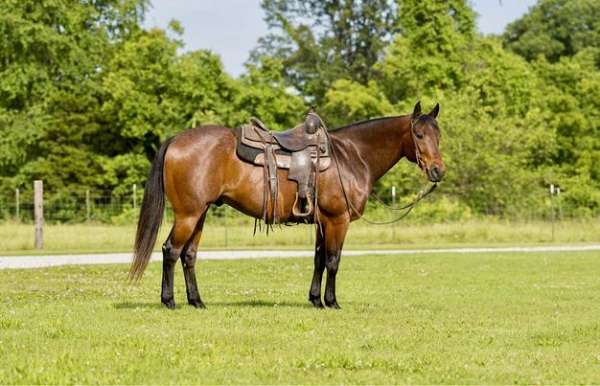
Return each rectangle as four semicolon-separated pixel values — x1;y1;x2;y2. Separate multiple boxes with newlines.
129;101;445;309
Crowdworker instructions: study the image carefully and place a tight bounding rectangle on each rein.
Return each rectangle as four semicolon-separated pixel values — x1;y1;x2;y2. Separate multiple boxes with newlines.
323;115;438;226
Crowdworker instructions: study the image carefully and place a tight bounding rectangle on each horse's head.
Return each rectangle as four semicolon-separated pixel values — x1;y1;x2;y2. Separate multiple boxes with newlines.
410;101;445;183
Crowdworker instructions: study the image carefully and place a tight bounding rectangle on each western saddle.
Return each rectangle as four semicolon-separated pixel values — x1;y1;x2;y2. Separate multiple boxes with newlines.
236;112;330;225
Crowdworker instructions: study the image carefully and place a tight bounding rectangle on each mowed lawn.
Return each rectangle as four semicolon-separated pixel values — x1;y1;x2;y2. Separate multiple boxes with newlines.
1;251;600;384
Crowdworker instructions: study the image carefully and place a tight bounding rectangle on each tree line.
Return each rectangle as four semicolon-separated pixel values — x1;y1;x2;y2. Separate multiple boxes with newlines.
1;0;599;221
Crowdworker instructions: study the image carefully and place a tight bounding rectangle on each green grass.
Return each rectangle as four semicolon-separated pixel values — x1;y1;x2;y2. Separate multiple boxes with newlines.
1;251;600;383
1;219;599;254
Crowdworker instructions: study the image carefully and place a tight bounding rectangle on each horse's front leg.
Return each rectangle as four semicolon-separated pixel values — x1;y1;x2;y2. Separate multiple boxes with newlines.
308;227;326;308
323;218;349;309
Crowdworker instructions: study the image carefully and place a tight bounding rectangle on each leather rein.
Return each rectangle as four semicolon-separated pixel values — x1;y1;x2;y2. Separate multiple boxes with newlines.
324;116;438;226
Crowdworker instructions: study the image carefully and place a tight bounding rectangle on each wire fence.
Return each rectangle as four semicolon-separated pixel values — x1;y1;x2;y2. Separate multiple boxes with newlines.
0;182;594;225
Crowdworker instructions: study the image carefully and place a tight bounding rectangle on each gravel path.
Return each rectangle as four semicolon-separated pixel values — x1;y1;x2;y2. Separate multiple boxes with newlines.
1;244;600;270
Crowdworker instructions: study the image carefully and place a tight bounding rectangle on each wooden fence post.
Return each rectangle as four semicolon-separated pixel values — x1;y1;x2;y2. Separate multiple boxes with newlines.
34;180;44;249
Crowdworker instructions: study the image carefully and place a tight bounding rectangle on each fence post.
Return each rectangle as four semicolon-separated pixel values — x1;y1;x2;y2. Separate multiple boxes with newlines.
391;186;396;242
86;189;91;222
15;188;20;222
557;187;562;220
224;207;228;248
549;184;555;242
132;184;137;209
34;180;43;249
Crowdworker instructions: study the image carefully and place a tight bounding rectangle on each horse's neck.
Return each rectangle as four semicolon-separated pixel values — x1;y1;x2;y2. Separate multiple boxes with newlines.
331;116;413;184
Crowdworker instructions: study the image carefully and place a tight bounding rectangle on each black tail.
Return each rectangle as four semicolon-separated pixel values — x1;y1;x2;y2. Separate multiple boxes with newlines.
129;138;173;281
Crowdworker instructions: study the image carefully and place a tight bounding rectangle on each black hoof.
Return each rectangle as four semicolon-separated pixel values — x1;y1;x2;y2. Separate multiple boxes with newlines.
309;294;324;308
310;299;324;308
188;299;206;309
161;298;176;309
325;301;341;309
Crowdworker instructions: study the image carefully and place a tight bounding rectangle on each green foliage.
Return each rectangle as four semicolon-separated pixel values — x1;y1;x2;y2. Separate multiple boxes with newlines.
233;57;306;130
0;0;301;214
253;0;397;101
503;0;600;62
323;80;394;127
377;0;475;102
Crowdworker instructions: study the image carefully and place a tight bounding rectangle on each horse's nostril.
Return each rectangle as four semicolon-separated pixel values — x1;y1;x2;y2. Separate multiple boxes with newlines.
428;165;444;182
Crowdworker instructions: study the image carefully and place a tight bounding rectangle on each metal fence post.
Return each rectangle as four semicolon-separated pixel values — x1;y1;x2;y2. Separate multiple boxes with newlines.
224;207;228;248
392;186;396;242
86;189;91;222
15;188;20;222
132;184;137;209
34;180;43;249
550;184;555;242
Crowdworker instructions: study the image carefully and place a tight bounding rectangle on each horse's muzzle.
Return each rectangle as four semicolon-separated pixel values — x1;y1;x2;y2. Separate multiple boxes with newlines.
427;165;445;182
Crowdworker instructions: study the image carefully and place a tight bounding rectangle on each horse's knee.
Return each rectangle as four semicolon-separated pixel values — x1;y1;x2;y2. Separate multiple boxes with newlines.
182;248;197;268
325;253;340;274
162;241;179;264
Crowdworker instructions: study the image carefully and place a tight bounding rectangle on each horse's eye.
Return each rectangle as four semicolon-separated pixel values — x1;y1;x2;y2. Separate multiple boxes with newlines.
416;132;424;139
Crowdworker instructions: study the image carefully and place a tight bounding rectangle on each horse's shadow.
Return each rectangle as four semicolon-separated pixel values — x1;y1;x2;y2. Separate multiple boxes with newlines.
210;299;312;308
113;302;163;310
113;299;312;310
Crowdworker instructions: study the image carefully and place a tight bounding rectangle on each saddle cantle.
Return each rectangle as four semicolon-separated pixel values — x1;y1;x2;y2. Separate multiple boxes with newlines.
236;113;331;224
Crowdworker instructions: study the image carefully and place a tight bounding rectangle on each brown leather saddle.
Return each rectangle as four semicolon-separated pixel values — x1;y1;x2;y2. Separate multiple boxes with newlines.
236;112;330;224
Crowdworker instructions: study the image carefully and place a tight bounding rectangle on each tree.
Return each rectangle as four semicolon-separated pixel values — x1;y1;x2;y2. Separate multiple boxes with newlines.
377;0;476;103
252;0;397;102
0;0;148;197
503;0;600;63
233;57;305;130
322;80;394;127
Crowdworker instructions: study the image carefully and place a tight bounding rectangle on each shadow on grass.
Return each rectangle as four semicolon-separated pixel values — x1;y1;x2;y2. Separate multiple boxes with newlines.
113;302;164;310
113;299;313;309
210;299;313;309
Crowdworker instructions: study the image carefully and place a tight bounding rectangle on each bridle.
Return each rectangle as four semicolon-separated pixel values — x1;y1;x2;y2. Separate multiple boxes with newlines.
410;115;428;172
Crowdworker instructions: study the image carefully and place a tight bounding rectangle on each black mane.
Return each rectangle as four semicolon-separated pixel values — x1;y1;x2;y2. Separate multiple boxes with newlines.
330;115;405;132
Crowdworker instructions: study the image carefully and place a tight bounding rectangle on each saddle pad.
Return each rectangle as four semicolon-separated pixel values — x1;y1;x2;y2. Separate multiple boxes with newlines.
254;152;331;171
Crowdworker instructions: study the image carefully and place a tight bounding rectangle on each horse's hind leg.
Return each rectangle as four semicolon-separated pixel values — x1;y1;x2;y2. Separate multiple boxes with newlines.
308;227;326;308
181;210;208;308
161;214;200;309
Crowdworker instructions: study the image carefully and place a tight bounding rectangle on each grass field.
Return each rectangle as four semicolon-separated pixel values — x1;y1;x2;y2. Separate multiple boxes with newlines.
1;251;600;384
1;219;599;254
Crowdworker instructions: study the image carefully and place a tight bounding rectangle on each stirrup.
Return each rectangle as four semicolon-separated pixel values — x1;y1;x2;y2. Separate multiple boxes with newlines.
292;192;313;218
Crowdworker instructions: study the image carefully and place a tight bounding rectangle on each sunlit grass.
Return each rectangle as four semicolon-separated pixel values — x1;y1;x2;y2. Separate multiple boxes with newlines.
1;251;600;383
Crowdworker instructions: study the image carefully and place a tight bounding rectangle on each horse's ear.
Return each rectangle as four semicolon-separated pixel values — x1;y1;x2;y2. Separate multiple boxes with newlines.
429;103;440;118
412;101;422;118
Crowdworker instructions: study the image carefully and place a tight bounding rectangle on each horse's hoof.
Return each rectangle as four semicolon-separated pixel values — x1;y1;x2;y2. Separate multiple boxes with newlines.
309;295;324;308
310;299;325;309
162;298;176;309
188;299;206;309
325;301;341;309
